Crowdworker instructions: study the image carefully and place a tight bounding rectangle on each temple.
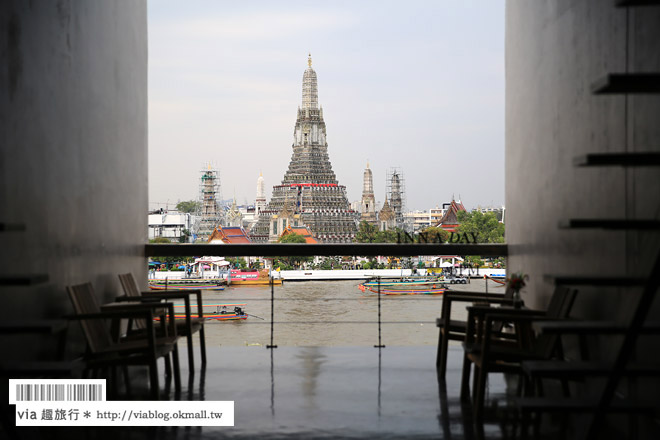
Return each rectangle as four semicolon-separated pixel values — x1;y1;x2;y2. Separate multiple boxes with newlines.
250;55;358;243
359;162;377;225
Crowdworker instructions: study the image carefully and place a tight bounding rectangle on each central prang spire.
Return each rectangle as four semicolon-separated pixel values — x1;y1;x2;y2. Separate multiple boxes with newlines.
249;55;358;243
302;53;318;110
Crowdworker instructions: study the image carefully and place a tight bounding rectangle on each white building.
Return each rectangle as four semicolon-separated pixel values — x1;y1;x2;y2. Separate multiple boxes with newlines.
148;210;194;240
474;206;506;223
403;206;448;232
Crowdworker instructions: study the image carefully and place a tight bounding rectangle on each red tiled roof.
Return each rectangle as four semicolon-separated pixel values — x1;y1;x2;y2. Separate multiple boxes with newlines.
435;200;466;228
208;226;252;244
281;225;318;243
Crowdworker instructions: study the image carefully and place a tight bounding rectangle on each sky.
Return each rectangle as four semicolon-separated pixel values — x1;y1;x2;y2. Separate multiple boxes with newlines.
148;0;505;212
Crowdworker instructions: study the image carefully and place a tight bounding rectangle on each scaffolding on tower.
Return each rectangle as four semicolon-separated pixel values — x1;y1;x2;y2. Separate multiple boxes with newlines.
386;167;411;232
193;164;224;241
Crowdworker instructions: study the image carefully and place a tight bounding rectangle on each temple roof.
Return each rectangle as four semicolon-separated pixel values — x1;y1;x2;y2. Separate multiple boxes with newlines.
208;226;252;244
379;199;395;221
281;225;318;243
435;199;467;230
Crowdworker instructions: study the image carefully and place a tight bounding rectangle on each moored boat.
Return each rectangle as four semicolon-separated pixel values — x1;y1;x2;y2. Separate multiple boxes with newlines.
148;279;226;290
361;279;448;290
229;269;283;286
358;283;448;295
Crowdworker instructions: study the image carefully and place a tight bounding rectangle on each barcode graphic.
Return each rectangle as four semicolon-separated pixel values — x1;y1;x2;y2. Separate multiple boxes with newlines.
15;384;103;401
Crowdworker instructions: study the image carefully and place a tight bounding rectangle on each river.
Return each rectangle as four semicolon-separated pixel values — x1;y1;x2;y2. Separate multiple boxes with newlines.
183;278;502;347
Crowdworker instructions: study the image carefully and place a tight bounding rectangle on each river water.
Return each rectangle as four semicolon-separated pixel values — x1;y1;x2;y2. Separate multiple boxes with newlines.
184;278;502;347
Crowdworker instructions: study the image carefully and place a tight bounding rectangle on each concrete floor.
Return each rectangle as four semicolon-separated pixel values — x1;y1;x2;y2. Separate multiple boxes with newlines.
15;346;522;440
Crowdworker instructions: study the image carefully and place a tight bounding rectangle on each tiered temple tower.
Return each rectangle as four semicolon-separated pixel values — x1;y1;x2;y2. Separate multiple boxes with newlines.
251;55;358;243
360;161;377;225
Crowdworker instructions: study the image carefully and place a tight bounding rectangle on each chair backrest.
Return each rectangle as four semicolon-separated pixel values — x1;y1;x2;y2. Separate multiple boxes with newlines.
533;285;578;358
66;282;113;353
490;285;515;333
118;273;147;330
118;273;140;298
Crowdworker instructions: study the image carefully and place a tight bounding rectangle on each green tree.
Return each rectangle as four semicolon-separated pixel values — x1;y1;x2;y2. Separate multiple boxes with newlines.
465;255;484;268
149;237;171;244
355;221;379;243
278;233;307;243
176;200;201;213
456;211;505;243
419;226;449;243
178;229;191;243
275;233;312;268
225;257;247;269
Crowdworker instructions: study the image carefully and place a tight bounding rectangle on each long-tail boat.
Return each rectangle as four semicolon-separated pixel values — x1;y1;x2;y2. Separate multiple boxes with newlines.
171;303;248;321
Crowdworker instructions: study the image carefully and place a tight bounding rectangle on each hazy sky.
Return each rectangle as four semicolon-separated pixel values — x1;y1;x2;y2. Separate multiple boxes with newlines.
148;1;504;212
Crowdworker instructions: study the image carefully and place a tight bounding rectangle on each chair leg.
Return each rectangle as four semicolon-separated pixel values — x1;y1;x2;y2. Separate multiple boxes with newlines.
472;364;480;403
122;365;132;398
460;353;472;401
187;333;195;373
439;331;451;379
172;344;181;394
149;359;160;400
436;328;443;368
473;366;487;423
164;354;172;379
199;325;207;366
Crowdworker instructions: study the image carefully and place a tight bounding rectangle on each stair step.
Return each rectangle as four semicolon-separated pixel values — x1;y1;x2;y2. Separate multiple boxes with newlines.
559;219;660;230
544;275;646;286
0;223;26;232
574;152;660;167
617;0;660;6
592;73;660;94
0;320;68;334
0;274;49;286
533;320;660;335
517;397;655;414
523;361;660;378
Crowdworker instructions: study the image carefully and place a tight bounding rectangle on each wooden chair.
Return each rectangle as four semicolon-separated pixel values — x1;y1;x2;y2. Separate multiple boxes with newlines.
462;285;577;422
66;282;180;399
436;286;515;378
118;273;206;372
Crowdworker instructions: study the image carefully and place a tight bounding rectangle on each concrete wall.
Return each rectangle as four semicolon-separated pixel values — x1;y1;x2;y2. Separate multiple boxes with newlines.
0;1;148;357
506;0;660;432
506;0;659;313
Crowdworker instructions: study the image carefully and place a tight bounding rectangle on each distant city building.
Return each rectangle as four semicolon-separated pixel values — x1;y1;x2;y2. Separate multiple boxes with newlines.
250;55;358;243
148;210;193;240
403;206;450;233
474;205;506;223
360;161;377;225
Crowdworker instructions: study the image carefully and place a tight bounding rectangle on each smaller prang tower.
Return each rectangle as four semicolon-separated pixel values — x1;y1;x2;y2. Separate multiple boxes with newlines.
360;161;377;225
387;168;405;230
193;164;223;240
255;172;266;219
